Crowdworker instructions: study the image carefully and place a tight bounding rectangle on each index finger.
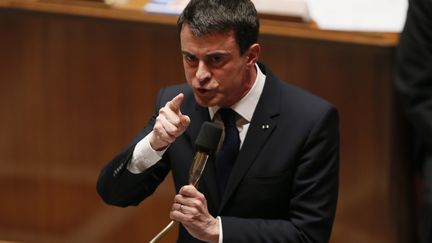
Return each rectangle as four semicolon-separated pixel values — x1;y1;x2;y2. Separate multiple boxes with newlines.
167;93;184;112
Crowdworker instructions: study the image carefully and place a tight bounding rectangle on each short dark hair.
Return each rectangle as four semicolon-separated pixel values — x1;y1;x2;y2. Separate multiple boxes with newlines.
177;0;260;55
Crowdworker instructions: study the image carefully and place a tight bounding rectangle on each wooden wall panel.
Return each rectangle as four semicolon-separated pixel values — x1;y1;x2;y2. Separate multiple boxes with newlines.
0;10;183;243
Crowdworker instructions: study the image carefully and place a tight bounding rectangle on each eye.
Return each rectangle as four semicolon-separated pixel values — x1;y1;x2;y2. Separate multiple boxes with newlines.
210;55;222;63
183;54;198;65
207;54;224;67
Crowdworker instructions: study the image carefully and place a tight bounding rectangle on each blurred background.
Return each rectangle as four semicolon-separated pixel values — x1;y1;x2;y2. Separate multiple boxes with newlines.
0;0;415;242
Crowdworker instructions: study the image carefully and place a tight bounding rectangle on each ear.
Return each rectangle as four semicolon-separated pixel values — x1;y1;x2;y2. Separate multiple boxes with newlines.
245;43;260;67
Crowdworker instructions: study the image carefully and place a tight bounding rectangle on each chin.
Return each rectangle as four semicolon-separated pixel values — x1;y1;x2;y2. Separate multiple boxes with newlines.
194;96;217;107
196;100;214;107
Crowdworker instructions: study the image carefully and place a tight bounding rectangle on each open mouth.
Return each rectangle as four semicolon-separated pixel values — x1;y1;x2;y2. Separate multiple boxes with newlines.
197;88;208;94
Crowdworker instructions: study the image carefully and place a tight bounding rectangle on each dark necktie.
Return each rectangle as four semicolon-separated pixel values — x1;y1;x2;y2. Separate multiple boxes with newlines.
216;108;240;196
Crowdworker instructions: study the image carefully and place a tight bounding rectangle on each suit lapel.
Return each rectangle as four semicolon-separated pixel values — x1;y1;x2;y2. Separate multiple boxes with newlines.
219;67;281;212
184;106;209;146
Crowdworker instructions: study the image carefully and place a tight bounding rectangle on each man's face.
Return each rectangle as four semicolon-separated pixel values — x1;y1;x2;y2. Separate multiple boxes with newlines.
180;25;258;108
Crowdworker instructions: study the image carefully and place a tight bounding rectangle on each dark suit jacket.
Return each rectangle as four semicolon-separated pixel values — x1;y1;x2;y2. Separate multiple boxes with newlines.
395;0;432;168
97;63;339;243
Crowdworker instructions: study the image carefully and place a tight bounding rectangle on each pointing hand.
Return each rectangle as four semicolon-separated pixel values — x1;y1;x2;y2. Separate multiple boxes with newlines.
150;93;191;151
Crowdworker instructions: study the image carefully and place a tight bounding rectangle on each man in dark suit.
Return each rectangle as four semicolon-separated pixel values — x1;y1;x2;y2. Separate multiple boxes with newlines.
97;0;339;242
395;0;432;242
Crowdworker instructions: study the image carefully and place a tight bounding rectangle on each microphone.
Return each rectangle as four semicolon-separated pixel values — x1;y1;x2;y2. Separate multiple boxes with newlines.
149;121;222;243
188;121;223;186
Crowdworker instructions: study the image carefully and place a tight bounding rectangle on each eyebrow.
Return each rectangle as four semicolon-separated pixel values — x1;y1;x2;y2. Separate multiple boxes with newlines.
181;50;230;58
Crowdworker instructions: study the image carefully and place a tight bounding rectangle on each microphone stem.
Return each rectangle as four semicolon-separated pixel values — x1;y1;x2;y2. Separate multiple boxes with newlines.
149;152;209;242
188;152;209;186
149;220;176;243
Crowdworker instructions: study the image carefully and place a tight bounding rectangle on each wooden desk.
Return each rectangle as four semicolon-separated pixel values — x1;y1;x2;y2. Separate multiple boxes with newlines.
0;1;413;243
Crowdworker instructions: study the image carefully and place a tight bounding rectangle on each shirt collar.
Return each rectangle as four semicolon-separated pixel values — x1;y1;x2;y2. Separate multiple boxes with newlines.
208;63;266;122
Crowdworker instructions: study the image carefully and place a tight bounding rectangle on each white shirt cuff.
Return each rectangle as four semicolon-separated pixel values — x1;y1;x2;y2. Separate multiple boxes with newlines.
217;216;223;243
127;131;167;174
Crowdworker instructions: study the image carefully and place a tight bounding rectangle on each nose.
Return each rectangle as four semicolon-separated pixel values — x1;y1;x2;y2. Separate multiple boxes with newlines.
195;61;211;82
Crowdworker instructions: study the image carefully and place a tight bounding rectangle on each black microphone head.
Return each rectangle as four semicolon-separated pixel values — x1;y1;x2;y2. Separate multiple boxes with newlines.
195;121;222;155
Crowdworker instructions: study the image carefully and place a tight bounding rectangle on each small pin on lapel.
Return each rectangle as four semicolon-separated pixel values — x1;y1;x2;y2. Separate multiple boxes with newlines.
261;124;270;130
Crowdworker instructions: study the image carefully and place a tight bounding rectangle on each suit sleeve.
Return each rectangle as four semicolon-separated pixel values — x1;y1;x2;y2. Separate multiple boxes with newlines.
221;107;339;243
96;88;172;207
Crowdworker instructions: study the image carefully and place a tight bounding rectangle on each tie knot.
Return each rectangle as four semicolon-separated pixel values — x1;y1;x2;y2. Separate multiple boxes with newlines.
218;108;237;127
